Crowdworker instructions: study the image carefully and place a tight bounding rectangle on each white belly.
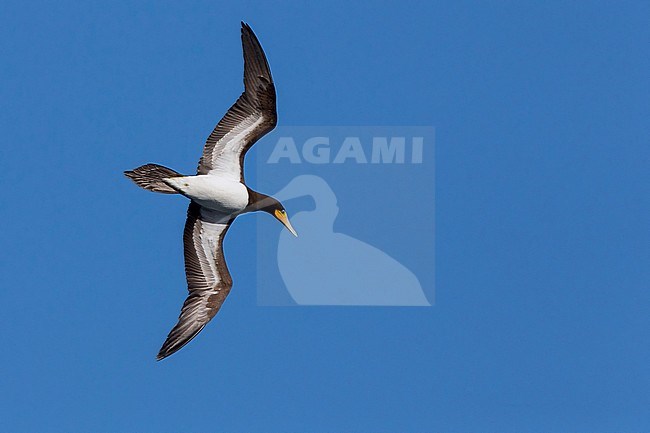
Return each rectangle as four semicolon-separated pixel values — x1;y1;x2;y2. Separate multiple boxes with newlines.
164;175;248;214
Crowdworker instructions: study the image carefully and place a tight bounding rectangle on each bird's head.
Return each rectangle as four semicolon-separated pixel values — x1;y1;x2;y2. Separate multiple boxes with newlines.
265;198;297;237
249;192;297;237
272;204;297;237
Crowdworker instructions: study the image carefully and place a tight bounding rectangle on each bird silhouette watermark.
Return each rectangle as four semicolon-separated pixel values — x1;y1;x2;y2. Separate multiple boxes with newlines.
254;126;435;307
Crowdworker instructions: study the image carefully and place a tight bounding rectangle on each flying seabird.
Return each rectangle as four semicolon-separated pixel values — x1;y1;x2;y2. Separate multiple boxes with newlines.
124;22;296;360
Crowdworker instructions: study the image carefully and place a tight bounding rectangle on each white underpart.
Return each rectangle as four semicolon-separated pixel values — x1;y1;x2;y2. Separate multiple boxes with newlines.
164;175;249;215
207;115;265;180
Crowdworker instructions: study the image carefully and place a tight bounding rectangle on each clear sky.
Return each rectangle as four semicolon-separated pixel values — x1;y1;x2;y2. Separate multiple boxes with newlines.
1;1;649;432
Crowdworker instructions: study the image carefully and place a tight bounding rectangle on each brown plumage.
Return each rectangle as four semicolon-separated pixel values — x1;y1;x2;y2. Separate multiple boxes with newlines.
197;22;277;181
156;202;233;360
124;22;294;361
124;164;182;194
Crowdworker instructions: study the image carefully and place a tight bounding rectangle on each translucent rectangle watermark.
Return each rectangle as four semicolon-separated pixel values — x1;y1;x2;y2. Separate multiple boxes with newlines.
252;126;435;306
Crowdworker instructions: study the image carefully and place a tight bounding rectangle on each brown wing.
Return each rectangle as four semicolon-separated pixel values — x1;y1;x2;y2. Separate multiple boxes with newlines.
197;22;277;181
157;202;233;360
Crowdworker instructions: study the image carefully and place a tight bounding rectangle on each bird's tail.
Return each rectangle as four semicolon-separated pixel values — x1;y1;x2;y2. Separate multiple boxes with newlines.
124;164;183;194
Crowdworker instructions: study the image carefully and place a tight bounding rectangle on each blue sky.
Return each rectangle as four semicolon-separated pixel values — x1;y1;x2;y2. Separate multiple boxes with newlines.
1;1;649;432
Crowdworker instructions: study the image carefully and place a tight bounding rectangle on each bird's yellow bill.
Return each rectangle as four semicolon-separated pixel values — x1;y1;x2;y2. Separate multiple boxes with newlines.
274;209;298;237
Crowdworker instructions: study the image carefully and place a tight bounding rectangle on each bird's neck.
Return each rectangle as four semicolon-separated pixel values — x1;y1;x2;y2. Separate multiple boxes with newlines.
245;188;273;213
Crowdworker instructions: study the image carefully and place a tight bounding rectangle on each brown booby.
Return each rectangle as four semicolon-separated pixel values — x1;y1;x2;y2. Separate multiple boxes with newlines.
124;22;296;360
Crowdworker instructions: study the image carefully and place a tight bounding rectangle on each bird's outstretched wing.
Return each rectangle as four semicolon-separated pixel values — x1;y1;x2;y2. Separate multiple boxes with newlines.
157;202;233;360
197;22;277;181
